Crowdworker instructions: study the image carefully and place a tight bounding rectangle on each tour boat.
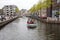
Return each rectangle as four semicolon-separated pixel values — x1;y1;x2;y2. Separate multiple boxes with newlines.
27;18;37;29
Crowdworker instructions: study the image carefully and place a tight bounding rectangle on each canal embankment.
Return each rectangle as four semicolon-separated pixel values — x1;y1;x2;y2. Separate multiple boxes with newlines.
27;15;60;24
0;16;19;29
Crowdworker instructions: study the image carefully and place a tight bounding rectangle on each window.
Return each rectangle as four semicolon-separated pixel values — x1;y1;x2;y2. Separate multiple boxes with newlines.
11;12;12;13
10;8;12;9
52;10;58;18
6;6;8;7
57;0;60;3
10;10;12;11
7;14;9;16
7;12;9;13
7;10;8;11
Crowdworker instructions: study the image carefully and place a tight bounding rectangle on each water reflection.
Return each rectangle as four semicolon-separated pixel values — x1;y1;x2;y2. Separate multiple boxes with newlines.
0;17;59;40
13;18;21;23
0;17;45;40
38;21;60;40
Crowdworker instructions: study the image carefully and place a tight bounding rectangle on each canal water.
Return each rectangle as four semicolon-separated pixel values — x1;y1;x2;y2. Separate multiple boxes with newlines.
38;20;60;40
0;17;46;40
0;17;60;40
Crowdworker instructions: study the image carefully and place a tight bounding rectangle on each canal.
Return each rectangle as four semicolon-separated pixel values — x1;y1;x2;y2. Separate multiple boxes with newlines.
0;17;60;40
0;17;46;40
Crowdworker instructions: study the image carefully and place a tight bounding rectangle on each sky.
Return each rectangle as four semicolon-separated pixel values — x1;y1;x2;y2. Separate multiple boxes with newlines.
0;0;40;10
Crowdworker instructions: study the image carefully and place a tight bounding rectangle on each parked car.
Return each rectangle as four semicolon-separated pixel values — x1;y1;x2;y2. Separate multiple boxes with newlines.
27;18;37;29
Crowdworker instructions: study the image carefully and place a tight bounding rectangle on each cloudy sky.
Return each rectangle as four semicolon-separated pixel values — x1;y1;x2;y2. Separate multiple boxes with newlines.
0;0;40;10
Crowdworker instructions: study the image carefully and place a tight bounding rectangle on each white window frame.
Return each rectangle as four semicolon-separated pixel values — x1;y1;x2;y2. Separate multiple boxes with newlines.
57;0;60;3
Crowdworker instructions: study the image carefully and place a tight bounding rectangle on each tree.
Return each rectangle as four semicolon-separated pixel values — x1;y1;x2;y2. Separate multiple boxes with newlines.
15;7;19;13
29;5;36;13
29;0;54;13
35;2;43;10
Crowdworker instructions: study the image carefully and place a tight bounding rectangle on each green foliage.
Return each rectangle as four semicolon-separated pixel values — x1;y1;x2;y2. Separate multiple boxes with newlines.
29;5;36;13
15;7;19;13
35;2;40;10
29;0;53;13
56;12;60;15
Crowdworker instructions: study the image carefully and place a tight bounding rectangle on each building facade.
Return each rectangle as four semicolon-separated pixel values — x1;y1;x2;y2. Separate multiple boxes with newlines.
47;0;60;18
20;9;28;16
52;0;60;18
0;9;3;15
2;5;17;16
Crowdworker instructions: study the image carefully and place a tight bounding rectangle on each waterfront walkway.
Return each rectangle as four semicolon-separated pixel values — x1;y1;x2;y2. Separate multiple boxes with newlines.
27;15;60;23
